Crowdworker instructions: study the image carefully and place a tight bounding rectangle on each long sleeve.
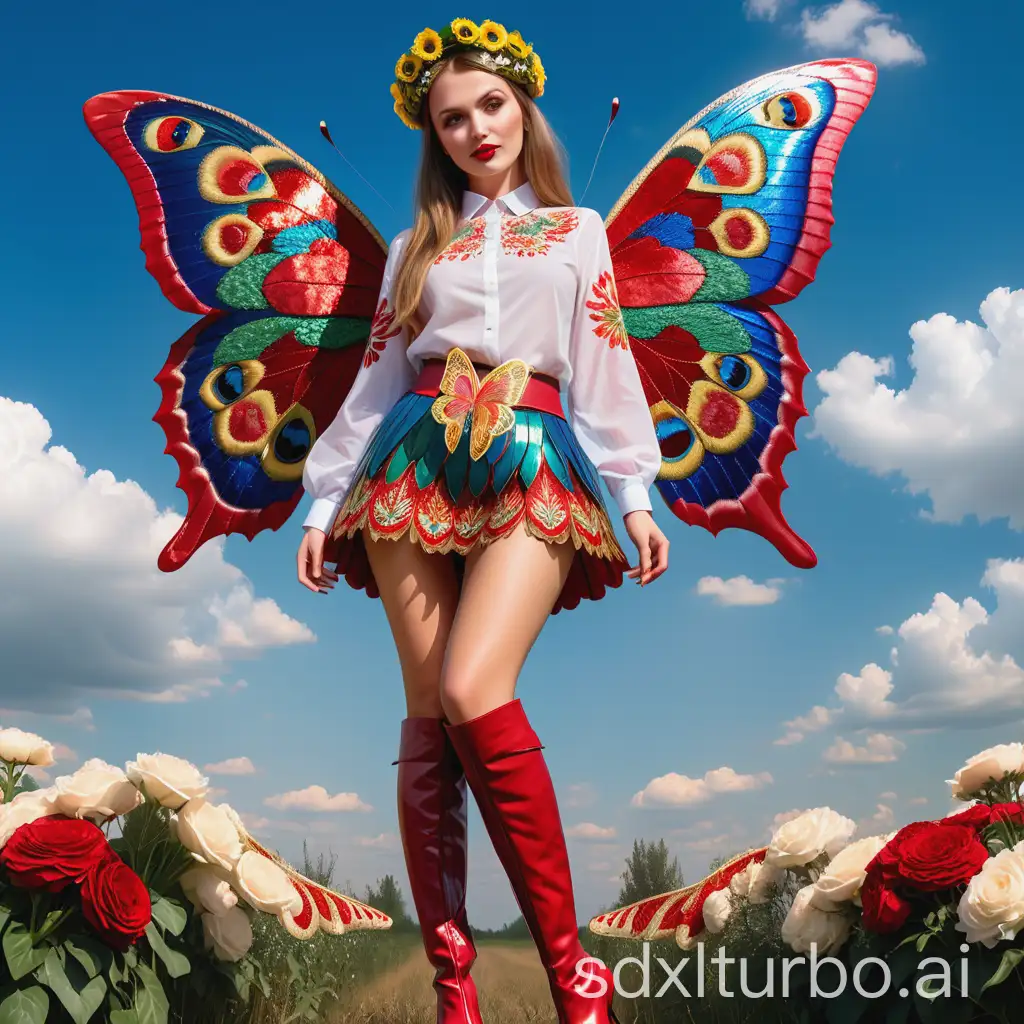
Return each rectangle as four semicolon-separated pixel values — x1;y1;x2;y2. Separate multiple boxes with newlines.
301;231;415;532
565;209;661;518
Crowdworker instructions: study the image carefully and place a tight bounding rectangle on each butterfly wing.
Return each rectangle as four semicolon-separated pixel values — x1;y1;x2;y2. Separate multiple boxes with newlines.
84;91;387;569
588;847;768;949
228;811;393;939
606;60;876;567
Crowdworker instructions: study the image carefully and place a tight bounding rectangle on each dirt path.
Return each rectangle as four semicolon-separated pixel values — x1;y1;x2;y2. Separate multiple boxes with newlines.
332;941;558;1023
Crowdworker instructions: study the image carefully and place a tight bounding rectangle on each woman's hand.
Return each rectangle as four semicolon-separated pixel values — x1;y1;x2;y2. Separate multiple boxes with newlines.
623;510;669;587
297;528;339;594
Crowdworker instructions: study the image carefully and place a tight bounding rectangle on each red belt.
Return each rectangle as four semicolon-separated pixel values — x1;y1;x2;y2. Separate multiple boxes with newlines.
412;358;565;418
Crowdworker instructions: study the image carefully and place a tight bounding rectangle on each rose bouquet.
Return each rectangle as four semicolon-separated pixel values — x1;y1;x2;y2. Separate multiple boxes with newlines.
590;742;1024;1023
0;728;390;1023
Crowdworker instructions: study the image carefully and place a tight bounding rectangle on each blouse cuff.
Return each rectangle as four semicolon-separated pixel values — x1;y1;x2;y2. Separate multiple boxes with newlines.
303;497;342;534
612;480;654;518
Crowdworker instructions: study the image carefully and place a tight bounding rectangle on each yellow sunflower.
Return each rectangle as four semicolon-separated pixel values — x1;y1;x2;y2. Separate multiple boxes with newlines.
394;98;421;130
450;17;480;43
411;27;443;61
478;20;508;51
395;53;422;82
390;82;402;103
507;29;531;58
531;52;546;95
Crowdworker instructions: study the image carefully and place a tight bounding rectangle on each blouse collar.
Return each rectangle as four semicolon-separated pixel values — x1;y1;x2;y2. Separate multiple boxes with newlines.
461;180;540;219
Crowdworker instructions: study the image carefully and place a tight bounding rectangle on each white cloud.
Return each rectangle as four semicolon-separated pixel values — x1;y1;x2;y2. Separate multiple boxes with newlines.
696;575;782;606
567;822;618;840
813;288;1024;531
800;0;924;66
879;790;897;800
264;785;372;813
861;802;896;831
354;833;397;849
823;732;905;764
876;625;894;636
908;796;929;806
204;757;256;776
564;782;598;808
744;0;790;19
775;705;835;745
632;766;773;808
0;396;314;710
780;559;1024;734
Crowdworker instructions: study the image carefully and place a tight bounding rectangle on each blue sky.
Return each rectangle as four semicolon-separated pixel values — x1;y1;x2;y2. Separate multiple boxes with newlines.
4;0;1024;930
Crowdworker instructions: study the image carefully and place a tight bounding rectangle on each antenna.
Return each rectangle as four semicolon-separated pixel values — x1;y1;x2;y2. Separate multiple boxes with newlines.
319;120;396;213
578;97;620;205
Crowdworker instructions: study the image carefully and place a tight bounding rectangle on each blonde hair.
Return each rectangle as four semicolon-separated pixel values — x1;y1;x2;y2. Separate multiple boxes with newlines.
391;49;574;337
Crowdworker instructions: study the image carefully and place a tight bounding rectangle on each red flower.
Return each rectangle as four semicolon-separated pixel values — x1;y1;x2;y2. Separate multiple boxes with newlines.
942;803;1024;830
860;821;990;935
81;851;151;951
860;868;912;933
0;815;108;893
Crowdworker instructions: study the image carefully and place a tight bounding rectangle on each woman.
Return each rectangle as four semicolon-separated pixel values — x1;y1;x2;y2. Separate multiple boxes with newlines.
296;19;669;1023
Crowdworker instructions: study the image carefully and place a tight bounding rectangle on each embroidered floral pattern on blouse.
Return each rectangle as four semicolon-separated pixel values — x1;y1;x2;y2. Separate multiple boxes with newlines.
585;271;629;350
435;219;486;262
501;210;578;257
363;297;403;367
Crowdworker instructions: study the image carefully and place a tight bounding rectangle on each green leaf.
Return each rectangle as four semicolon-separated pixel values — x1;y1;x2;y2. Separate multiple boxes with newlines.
980;945;1024;993
2;923;49;981
78;977;107;1024
35;947;107;1024
143;923;190;979
109;1012;139;1024
149;897;187;937
39;948;84;1021
65;938;107;980
0;986;48;1024
132;963;168;1024
0;907;10;934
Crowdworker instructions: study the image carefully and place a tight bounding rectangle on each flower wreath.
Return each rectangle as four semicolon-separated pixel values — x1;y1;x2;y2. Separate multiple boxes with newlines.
391;18;545;130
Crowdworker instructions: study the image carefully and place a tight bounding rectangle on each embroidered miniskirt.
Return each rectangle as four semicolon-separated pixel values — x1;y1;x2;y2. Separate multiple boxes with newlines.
324;347;629;614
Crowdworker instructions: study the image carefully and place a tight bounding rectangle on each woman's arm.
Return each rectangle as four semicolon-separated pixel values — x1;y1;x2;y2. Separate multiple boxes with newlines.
565;209;661;519
301;230;415;532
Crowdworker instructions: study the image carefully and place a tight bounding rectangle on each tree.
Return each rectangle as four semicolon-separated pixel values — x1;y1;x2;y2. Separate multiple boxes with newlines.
364;873;414;930
616;838;683;907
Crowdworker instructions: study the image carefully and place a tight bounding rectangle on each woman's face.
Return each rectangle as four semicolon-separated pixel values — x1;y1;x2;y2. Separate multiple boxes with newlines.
427;64;524;184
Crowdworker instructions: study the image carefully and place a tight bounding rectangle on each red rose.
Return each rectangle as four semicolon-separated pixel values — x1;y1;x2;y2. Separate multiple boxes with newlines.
81;851;151;951
0;815;108;892
943;803;1024;830
860;868;911;933
893;823;989;891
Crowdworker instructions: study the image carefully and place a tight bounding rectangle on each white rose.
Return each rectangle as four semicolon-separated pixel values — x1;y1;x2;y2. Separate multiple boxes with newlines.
0;787;59;847
955;847;1024;948
950;744;1024;800
766;808;857;869
176;799;242;871
201;907;253;961
126;753;209;809
811;834;894;909
730;859;777;902
0;728;54;767
180;864;238;917
53;759;143;822
781;884;853;956
702;888;733;934
233;851;302;916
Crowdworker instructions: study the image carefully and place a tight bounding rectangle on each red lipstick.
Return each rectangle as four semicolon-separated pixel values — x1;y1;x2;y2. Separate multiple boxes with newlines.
472;144;499;161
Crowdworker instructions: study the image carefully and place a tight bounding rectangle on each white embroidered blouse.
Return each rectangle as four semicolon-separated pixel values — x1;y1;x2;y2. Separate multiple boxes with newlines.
301;180;661;533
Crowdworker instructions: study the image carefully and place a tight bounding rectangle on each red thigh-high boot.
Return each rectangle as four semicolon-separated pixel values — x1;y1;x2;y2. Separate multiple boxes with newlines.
395;717;483;1024
443;700;617;1024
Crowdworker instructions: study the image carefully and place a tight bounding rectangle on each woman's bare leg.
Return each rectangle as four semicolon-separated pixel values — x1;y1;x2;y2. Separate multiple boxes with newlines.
439;523;574;724
362;529;461;716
